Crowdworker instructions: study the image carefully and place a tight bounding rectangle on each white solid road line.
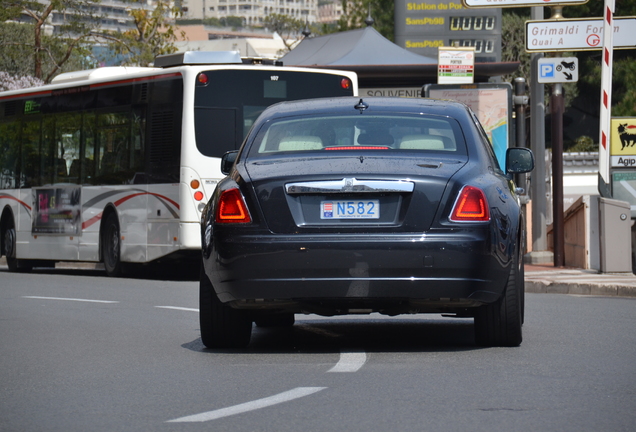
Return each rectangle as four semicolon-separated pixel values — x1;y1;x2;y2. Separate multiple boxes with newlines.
327;351;367;373
155;306;199;312
166;387;327;423
22;296;119;304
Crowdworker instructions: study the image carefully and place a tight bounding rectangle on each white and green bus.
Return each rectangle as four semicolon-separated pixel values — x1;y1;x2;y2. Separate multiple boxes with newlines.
0;51;357;276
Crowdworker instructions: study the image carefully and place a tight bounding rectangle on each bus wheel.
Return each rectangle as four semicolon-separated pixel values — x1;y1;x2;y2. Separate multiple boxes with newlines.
102;213;123;277
2;217;32;273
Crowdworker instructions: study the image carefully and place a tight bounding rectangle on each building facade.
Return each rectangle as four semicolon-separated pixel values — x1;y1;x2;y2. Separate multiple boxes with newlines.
180;0;318;25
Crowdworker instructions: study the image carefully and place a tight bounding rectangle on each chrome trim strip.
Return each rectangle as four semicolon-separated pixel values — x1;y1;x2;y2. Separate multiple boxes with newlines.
285;178;415;194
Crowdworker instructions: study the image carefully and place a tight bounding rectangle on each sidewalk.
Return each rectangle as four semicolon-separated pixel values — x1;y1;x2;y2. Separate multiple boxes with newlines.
525;263;636;298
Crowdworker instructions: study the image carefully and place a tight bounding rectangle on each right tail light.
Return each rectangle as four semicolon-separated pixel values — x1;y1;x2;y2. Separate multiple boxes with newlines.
450;185;490;222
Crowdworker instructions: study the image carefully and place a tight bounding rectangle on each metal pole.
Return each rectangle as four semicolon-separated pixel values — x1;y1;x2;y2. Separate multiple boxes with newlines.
529;6;548;258
514;77;529;255
514;77;528;187
514;78;527;147
548;6;565;267
551;83;565;267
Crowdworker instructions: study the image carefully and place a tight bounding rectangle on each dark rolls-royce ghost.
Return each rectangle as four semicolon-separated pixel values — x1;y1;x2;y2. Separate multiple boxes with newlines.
200;97;534;348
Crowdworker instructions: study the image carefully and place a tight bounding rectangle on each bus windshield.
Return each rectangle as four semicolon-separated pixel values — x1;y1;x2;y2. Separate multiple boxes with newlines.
194;69;354;158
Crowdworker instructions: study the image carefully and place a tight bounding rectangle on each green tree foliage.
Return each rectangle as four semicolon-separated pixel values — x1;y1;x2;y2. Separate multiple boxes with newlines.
224;16;245;29
0;71;44;91
0;22;34;77
501;11;532;81
264;13;306;51
173;16;245;29
337;0;395;41
106;0;184;67
2;1;101;83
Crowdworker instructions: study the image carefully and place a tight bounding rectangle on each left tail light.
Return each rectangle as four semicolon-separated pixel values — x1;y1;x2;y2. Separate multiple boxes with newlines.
449;185;490;222
216;188;251;223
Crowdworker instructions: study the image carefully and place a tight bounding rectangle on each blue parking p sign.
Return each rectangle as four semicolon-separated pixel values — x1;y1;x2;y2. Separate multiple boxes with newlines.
537;57;578;83
540;63;554;78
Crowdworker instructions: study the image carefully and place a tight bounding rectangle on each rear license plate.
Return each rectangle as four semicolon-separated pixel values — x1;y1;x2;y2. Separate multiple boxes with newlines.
320;200;380;219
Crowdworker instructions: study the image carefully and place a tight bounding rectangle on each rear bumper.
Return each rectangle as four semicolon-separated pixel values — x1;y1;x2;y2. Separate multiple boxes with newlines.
204;230;511;313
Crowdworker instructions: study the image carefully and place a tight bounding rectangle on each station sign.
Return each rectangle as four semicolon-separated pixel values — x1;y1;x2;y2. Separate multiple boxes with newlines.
537;57;578;83
464;0;587;7
394;0;502;62
526;17;636;52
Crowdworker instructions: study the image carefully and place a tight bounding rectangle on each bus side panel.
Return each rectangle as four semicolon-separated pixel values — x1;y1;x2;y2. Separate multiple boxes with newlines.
79;185;147;264
15;188;81;261
146;183;180;262
78;186;101;262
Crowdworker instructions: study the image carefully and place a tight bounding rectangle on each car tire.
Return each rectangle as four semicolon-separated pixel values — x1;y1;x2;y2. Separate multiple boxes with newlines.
255;314;295;328
199;265;252;349
2;216;32;273
102;212;123;277
474;250;523;347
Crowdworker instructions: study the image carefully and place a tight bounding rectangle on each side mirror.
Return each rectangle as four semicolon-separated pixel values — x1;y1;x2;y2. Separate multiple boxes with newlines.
220;150;239;175
506;147;534;174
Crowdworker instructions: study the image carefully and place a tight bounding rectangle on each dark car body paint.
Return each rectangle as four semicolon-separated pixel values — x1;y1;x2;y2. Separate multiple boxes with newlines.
201;97;523;316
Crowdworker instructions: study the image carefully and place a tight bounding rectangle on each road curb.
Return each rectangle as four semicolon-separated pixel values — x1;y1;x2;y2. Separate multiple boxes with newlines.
525;280;636;298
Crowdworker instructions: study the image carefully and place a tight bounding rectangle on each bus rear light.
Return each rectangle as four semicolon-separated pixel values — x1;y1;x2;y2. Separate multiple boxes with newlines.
450;185;490;222
190;179;200;189
197;73;209;85
341;78;351;89
216;188;251;223
194;191;204;201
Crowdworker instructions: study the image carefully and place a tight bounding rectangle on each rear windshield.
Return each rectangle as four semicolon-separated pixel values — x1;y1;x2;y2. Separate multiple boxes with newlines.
247;114;467;156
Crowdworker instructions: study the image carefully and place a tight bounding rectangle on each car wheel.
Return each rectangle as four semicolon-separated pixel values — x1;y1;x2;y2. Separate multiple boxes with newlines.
474;251;523;347
3;216;32;273
102;212;123;277
199;265;252;348
520;251;525;325
255;314;295;328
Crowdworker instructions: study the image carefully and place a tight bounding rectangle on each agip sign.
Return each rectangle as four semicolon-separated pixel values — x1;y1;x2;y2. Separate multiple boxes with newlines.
611;118;636;168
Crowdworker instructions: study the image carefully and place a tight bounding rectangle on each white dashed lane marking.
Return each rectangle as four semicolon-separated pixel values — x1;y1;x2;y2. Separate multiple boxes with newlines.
328;350;367;373
20;298;368;421
22;296;119;304
155;306;199;312
166;387;327;423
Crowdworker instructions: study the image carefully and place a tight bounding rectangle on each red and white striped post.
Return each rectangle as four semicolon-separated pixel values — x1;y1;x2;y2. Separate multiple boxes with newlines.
599;0;615;195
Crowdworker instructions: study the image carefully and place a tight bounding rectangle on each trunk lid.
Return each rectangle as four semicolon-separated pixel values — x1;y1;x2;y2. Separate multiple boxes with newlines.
244;154;467;234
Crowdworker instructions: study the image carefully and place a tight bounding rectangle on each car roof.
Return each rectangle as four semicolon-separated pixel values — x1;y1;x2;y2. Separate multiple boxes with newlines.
258;97;473;121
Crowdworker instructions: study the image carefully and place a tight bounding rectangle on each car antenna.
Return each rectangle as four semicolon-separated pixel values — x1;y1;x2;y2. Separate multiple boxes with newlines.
354;99;368;114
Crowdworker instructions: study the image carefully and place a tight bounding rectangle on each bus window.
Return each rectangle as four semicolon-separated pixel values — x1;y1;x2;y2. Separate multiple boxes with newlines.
96;111;131;184
194;108;238;157
56;113;81;183
130;108;146;184
21;120;41;187
0;122;20;189
41;117;56;184
82;113;96;184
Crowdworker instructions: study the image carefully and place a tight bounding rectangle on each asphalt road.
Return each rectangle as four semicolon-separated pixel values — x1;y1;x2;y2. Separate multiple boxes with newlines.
1;268;635;432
